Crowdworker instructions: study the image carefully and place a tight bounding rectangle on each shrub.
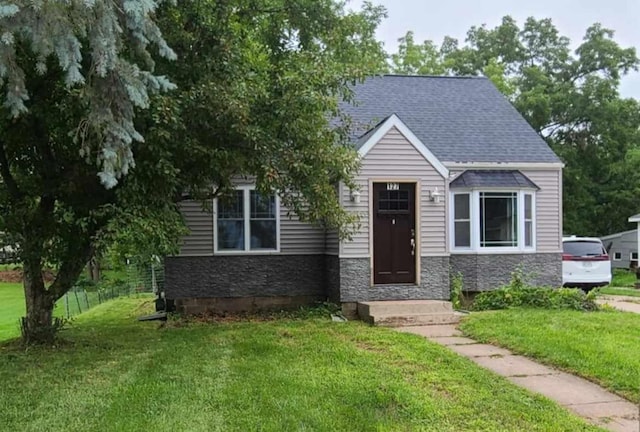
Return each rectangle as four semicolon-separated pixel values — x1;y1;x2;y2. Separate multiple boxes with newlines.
471;270;599;312
471;287;598;311
450;272;464;310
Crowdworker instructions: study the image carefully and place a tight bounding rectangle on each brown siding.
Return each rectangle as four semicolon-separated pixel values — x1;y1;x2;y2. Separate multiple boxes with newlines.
341;127;447;257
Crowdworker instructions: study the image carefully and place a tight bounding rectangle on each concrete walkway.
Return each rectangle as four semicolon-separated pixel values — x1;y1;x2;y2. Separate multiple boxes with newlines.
398;325;640;432
597;295;640;314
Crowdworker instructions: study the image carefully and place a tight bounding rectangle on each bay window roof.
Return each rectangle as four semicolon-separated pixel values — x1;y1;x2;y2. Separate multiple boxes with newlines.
450;170;539;190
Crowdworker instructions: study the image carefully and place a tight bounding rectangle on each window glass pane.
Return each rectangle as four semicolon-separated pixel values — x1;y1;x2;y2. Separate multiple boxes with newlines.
563;241;604;256
614;252;621;260
480;192;518;247
218;190;244;250
378;189;409;212
631;252;638;260
250;220;276;249
250;191;275;218
218;190;244;219
454;194;469;219
217;220;244;250
525;221;533;247
525;194;532;220
454;221;470;247
249;190;277;250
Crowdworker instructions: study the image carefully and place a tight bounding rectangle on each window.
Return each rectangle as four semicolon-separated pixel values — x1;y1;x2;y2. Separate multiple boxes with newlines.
480;192;518;247
215;187;278;253
613;252;622;261
524;194;533;248
378;189;410;212
453;193;471;248
451;190;535;251
631;252;638;261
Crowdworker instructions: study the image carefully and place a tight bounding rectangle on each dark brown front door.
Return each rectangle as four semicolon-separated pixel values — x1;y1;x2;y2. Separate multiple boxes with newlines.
373;182;416;284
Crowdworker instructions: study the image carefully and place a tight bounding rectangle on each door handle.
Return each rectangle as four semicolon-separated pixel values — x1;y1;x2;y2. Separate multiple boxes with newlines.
410;238;415;256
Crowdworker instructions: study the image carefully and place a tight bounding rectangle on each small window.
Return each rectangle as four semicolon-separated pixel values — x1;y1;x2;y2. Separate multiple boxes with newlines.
613;252;622;261
524;194;533;248
378;190;409;212
453;193;471;248
216;188;278;252
631;252;638;261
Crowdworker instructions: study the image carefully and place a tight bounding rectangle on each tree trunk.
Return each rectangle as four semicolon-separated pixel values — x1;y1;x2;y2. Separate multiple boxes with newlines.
22;259;56;344
87;257;100;282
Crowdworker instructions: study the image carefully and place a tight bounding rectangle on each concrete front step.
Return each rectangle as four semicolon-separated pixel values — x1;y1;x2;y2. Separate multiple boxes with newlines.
357;300;453;317
370;312;461;327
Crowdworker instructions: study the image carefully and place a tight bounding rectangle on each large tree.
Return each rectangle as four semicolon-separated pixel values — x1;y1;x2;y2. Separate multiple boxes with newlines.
389;17;640;237
0;0;386;343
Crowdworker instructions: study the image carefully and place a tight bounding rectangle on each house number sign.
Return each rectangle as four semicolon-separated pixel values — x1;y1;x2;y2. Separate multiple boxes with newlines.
386;182;399;191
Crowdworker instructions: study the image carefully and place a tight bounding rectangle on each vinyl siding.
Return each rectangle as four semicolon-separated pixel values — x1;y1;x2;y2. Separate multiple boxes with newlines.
177;196;325;257
521;169;562;252
326;229;339;255
602;230;638;269
178;200;214;256
279;209;325;254
341;127;447;257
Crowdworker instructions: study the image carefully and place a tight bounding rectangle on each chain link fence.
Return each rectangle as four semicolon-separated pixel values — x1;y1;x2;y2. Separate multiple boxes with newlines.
59;259;164;319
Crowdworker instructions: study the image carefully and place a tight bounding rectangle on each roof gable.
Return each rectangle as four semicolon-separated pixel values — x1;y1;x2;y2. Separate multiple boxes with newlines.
357;114;448;178
342;75;562;165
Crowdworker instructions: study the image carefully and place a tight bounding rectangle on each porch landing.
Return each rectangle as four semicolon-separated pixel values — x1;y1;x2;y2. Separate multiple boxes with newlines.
357;300;462;327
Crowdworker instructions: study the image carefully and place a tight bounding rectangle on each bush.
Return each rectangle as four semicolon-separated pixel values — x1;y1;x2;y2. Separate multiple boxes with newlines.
472;286;598;311
471;269;599;312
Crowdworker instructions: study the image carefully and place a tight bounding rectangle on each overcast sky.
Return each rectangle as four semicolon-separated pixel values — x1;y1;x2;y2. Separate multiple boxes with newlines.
351;0;640;99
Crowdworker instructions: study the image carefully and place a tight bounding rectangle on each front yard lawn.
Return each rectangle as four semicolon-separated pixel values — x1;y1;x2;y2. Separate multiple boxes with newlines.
0;282;24;341
460;308;640;403
0;298;599;431
598;286;640;297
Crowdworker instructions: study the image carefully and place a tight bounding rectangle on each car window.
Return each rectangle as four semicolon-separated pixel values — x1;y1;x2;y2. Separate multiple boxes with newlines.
563;241;605;256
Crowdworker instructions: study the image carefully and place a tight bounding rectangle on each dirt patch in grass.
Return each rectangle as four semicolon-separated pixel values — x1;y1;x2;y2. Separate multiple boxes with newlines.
0;269;55;283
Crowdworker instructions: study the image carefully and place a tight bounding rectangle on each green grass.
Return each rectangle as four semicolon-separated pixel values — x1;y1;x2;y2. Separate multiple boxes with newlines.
609;269;638;287
0;282;86;339
0;282;24;341
460;308;640;403
0;298;600;432
597;286;640;297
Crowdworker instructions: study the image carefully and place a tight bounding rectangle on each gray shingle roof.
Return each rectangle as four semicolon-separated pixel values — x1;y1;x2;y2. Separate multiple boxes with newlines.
450;170;539;189
341;75;561;164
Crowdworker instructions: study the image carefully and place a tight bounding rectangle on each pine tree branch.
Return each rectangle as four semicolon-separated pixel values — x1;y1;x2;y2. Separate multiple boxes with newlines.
0;138;23;200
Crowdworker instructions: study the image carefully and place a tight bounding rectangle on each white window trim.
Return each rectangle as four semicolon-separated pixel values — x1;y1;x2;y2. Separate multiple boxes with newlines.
631;252;638;261
449;189;536;254
213;185;281;255
613;252;622;261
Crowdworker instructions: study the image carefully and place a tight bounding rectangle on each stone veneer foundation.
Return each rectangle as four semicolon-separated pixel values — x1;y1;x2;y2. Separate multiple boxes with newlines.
450;253;562;291
164;253;561;314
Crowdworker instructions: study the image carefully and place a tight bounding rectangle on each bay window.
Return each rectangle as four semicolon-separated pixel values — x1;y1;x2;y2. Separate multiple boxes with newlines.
215;187;279;253
451;190;535;252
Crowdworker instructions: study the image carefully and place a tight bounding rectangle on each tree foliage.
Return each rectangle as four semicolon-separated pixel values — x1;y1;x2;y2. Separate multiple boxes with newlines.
0;0;386;342
389;17;640;236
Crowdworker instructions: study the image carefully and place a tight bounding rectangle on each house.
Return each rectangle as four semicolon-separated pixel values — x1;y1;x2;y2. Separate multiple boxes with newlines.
601;229;638;269
164;75;564;315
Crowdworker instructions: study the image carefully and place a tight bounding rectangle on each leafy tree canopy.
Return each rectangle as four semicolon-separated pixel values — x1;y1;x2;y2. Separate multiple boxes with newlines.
0;0;386;342
388;16;640;237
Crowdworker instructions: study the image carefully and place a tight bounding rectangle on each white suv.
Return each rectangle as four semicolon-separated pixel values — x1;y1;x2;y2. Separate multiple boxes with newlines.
562;236;611;291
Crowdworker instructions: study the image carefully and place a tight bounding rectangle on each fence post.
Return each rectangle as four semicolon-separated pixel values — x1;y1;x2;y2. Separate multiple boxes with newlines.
74;290;81;314
84;289;89;309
